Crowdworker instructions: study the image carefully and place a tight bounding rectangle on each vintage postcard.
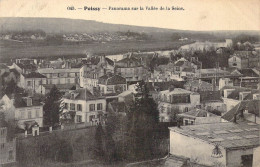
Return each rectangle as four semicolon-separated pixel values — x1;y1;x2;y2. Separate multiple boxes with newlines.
0;0;259;166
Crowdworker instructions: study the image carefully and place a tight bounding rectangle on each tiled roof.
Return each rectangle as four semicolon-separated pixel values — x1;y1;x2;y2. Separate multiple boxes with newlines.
16;63;37;70
175;61;185;66
169;122;260;149
179;109;217;118
14;96;43;108
63;88;104;101
238;69;259;77
146;81;185;92
184;80;212;88
221;100;260;121
43;84;75;90
199;91;221;102
22;72;46;78
9;68;20;76
38;68;80;74
98;74;126;85
160;88;193;95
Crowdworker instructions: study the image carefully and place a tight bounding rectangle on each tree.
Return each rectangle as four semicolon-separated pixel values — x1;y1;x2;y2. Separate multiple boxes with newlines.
43;85;62;127
126;80;159;160
94;123;105;158
3;79;17;95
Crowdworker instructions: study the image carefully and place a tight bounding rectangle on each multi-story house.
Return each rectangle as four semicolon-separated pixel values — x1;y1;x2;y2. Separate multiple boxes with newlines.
231;68;260;89
19;72;47;93
0;95;44;129
195;68;231;89
221;86;258;112
98;74;127;95
63;88;107;124
37;68;80;85
178;108;221;125
115;54;147;82
0;127;16;166
12;62;37;74
79;56;114;89
221;99;260;124
174;58;198;74
184;79;213;92
228;51;260;69
157;87;200;122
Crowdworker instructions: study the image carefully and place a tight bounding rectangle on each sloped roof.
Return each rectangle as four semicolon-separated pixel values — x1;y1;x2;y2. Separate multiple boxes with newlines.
199;91;221;102
146;81;185;92
22;72;46;78
63;88;104;101
238;69;259;77
184;80;213;89
38;68;80;74
42;84;75;90
16;63;37;70
175;61;185;66
221;100;260;121
98;74;126;85
14;96;43;108
179;109;217;118
9;68;20;77
160;88;193;95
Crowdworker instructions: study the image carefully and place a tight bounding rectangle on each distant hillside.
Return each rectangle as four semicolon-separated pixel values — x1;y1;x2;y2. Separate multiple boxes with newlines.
0;17;177;34
0;17;259;40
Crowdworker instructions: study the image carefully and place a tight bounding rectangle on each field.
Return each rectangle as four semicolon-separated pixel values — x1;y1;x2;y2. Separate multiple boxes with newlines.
0;39;192;62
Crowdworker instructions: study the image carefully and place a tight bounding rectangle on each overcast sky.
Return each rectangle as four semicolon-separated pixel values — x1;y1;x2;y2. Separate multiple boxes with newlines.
0;0;259;31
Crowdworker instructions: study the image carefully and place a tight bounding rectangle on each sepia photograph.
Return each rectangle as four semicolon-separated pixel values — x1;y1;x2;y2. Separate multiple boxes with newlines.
0;0;259;166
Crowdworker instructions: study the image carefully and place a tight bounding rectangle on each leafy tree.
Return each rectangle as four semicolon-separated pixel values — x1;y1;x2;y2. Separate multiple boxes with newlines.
94;123;105;158
3;79;17;95
126;80;159;160
43;85;62;127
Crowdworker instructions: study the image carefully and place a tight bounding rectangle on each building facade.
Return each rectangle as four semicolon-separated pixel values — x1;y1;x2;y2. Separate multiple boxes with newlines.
62;89;107;124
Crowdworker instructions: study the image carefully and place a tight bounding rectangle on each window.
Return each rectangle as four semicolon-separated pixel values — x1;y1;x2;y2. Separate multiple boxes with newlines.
20;111;25;119
70;103;75;111
0;143;4;149
89;115;95;122
77;104;82;111
185;120;188;125
185;107;189;112
65;103;68;109
190;121;194;125
97;103;103;111
28;111;32;119
36;110;39;117
8;150;14;160
27;81;31;86
76;115;82;123
89;104;95;111
241;154;253;167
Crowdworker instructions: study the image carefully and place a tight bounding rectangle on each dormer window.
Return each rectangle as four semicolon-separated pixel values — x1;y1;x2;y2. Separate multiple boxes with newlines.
27;98;32;106
71;94;75;99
